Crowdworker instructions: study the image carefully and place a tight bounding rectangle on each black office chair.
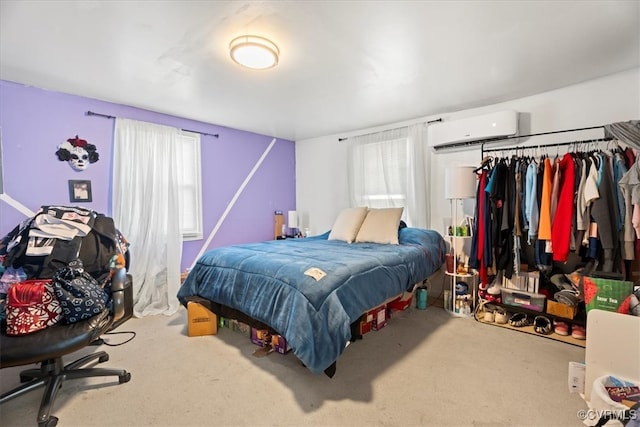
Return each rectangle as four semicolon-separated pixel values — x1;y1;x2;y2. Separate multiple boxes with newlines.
0;267;133;427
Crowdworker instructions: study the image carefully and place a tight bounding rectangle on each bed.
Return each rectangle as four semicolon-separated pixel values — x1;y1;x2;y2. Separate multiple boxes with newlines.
177;207;446;376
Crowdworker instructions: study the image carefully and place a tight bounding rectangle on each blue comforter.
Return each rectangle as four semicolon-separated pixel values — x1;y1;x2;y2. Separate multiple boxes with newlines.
177;228;445;374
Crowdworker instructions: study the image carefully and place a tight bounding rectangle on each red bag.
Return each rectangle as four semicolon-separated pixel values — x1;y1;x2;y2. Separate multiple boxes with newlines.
6;279;63;336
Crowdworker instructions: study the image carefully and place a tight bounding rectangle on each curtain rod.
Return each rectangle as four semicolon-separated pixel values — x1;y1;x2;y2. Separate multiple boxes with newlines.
85;111;220;138
338;118;442;142
432;124;606;152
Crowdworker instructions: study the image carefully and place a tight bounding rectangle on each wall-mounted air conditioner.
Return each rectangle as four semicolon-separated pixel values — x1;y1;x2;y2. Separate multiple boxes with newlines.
430;110;519;151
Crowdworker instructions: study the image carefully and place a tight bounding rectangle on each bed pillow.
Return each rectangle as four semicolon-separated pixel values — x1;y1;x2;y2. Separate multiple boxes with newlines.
355;207;404;244
327;207;369;243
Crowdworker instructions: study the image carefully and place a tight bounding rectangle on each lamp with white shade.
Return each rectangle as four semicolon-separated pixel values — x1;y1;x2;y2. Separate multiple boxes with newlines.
445;166;477;235
444;166;477;201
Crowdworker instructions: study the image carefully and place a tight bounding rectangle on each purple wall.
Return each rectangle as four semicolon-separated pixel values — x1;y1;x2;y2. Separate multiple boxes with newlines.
0;80;296;272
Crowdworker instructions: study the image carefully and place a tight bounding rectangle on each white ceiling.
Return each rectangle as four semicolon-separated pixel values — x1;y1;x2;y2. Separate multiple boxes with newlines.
1;1;638;141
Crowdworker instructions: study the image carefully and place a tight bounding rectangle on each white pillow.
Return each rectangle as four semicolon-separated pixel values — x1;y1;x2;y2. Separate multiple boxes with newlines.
328;207;369;243
355;207;404;244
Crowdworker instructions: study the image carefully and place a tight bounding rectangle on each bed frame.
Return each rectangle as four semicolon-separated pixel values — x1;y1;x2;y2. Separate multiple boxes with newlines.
185;267;444;378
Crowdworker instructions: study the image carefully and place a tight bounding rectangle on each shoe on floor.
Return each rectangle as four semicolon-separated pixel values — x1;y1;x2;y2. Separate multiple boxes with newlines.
553;320;570;336
534;316;552;335
571;325;586;340
494;310;508;324
483;311;495;322
508;312;531;327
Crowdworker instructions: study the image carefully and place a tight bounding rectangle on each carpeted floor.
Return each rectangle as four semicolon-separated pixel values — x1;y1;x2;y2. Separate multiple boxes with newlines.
0;301;589;427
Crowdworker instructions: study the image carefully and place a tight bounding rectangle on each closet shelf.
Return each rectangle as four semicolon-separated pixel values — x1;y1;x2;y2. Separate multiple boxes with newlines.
475;317;586;348
482;301;586;326
445;271;476;278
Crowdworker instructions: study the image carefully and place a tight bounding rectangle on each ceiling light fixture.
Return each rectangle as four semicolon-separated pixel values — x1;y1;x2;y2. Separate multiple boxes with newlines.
229;35;279;70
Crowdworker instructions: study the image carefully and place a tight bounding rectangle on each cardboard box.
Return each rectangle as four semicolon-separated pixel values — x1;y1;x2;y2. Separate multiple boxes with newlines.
250;328;271;347
250;328;291;354
584;276;634;314
357;309;376;335
546;300;578;319
187;301;218;337
388;294;413;311
271;334;291;354
358;319;373;335
372;304;388;330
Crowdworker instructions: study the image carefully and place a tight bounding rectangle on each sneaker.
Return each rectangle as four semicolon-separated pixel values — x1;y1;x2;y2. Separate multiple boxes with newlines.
571;325;586;340
553;320;570;336
494;310;508;324
483;311;495;322
487;281;501;295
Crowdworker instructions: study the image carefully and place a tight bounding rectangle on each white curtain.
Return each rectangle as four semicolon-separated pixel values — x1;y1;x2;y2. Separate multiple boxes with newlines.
348;125;429;228
113;118;183;317
408;123;429;228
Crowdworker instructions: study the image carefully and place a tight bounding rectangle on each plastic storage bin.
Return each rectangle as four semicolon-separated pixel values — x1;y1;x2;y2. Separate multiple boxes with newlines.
501;288;546;312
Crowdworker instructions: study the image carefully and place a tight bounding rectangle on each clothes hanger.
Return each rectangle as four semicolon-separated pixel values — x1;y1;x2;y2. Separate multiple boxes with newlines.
473;156;493;173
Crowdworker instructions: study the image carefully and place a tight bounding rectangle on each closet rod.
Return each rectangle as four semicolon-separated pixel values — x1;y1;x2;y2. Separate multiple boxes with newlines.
85;110;220;138
478;125;609;159
481;137;613;155
434;124;606;152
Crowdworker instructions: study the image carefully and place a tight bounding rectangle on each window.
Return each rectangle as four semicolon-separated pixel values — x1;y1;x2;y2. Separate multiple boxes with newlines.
352;137;408;208
349;128;410;213
176;131;202;240
348;124;429;228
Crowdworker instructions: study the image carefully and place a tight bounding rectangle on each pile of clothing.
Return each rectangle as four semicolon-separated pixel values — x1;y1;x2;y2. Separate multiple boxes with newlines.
0;206;129;334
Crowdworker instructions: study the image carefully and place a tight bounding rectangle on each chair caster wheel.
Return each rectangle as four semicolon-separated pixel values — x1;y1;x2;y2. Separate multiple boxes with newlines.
38;415;58;427
119;372;131;384
98;354;109;363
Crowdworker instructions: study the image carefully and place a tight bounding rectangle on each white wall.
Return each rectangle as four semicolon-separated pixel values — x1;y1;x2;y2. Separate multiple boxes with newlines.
295;68;640;236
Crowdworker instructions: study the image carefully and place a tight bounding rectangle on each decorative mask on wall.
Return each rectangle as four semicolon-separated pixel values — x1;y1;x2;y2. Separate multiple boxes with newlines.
55;135;99;171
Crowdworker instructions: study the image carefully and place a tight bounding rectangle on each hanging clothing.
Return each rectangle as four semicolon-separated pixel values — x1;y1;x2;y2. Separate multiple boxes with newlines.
550;156;561;223
618;160;638;259
590;152;620;272
551;153;575;262
537;156;554;269
604;120;640;151
525;160;539;242
487;161;507;266
575;157;589;233
513;159;523;275
497;159;515;278
613;149;628;233
537;157;553;241
619;160;640;241
469;169;490;286
473;135;637;278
